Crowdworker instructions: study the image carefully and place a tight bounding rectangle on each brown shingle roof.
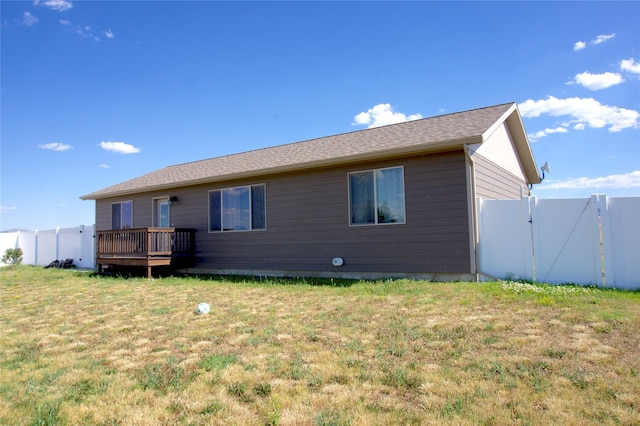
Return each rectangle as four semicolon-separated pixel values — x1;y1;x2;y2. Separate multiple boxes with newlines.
81;102;529;200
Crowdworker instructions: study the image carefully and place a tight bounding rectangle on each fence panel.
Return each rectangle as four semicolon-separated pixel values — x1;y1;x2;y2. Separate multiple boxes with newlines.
57;227;84;266
532;195;602;286
601;196;640;289
477;197;533;280
35;229;57;267
80;225;95;269
18;231;36;265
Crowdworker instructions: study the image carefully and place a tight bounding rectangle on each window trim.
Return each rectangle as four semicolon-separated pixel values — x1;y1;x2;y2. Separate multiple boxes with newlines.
111;200;133;230
348;166;406;226
208;184;267;233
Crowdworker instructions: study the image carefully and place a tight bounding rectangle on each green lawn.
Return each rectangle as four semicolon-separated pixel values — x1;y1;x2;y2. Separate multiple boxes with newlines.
1;266;639;425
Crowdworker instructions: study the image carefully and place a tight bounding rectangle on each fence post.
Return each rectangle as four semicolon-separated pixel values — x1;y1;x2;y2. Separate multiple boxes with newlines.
34;230;38;266
600;194;608;287
529;196;538;283
55;227;60;262
79;225;84;265
591;194;604;286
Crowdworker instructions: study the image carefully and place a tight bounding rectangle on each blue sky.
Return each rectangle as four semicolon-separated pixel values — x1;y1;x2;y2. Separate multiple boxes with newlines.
1;1;639;231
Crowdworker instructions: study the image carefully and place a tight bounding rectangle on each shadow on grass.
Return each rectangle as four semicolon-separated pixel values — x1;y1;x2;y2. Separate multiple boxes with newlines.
92;264;360;287
35;264;640;293
188;274;360;287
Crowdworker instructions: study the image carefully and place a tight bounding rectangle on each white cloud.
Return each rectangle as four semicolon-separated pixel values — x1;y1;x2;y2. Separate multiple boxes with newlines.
22;11;39;26
528;127;568;142
519;96;639;133
75;25;98;41
593;33;615;45
573;34;615;51
0;205;17;212
99;164;109;169
539;171;640;190
33;0;73;12
353;104;423;128
546;126;568;134
38;142;72;151
58;19;108;41
620;58;640;75
100;141;141;154
571;71;624;90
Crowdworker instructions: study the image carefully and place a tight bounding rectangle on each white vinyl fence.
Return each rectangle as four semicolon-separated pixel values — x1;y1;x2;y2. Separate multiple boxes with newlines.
0;225;95;269
478;195;640;290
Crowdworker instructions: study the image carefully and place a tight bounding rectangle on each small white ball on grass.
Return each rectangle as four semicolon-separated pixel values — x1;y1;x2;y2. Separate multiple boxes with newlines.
196;302;210;315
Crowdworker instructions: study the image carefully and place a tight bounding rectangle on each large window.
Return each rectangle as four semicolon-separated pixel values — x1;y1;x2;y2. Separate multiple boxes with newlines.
112;201;133;229
349;166;405;225
209;184;266;232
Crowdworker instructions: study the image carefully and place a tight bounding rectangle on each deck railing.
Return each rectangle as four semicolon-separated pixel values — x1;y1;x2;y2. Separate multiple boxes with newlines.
96;228;195;258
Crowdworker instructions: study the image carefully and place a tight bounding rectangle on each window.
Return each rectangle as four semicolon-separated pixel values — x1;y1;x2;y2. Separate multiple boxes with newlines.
112;201;133;229
154;198;170;228
209;184;266;232
349;166;405;225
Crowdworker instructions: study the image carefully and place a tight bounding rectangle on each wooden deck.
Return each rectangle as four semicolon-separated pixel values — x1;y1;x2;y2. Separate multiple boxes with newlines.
96;228;195;278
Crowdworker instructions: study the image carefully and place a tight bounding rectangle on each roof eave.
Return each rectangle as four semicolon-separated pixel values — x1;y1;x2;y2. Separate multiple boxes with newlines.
80;137;481;200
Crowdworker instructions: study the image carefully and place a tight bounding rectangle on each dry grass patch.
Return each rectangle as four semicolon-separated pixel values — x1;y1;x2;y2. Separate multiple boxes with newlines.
1;266;639;425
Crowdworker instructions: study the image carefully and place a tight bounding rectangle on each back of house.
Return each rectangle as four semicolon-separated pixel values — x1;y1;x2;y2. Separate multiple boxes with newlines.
81;102;540;279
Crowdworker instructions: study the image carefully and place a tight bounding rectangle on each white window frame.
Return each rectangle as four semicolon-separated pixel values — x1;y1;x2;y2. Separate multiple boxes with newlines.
208;184;266;233
152;197;171;228
111;200;133;230
348;166;406;226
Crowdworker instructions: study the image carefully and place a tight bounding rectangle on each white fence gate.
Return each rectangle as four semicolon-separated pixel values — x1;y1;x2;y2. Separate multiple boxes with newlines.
478;195;640;290
0;225;95;269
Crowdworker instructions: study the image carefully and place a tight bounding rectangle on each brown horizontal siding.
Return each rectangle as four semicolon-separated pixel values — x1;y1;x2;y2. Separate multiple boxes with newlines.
95;197;153;231
94;150;472;276
473;154;526;200
95;202;109;230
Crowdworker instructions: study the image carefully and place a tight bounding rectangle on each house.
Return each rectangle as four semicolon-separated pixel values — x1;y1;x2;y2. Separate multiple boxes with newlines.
80;102;541;280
